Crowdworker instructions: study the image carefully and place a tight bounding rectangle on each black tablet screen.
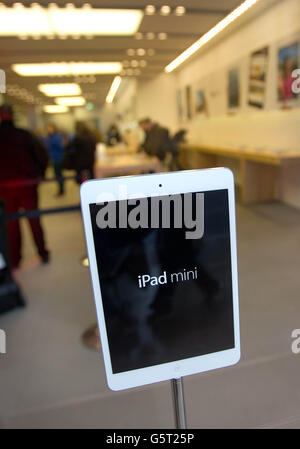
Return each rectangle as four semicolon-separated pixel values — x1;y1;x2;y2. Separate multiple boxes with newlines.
89;189;235;373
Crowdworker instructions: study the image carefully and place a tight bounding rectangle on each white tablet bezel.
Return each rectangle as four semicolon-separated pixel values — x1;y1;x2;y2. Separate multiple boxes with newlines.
80;168;240;391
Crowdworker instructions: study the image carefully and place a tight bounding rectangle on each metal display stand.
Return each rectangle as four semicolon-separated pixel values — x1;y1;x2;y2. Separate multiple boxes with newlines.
171;377;187;429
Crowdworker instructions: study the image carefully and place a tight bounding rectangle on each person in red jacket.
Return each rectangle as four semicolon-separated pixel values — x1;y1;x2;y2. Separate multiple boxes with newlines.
0;104;50;269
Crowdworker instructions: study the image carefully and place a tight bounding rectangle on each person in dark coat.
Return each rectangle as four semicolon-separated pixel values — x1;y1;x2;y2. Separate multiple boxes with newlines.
139;118;174;162
65;121;96;184
0;104;49;269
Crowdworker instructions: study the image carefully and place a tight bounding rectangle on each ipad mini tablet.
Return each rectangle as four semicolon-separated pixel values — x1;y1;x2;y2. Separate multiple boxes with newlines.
80;169;240;391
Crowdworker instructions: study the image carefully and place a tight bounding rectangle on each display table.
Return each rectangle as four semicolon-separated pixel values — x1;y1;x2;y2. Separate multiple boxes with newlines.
95;153;162;178
179;144;300;205
105;144;138;157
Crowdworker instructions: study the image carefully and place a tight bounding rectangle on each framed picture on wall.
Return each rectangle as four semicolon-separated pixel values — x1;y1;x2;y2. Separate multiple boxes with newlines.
195;88;207;115
248;46;269;108
228;68;240;110
278;42;299;104
185;85;193;120
176;89;183;122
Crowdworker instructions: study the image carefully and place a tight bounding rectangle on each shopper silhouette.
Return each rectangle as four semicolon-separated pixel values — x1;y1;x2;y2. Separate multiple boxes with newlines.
64;121;96;184
0;104;49;269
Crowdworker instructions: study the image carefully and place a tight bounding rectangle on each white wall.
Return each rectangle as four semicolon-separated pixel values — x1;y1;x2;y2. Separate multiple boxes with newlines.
98;79;138;134
136;72;178;133
174;0;300;150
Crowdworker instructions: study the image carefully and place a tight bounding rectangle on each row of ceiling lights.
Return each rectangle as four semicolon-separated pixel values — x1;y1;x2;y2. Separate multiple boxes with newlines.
5;84;42;105
74;75;96;84
123;60;147;68
4;78;123;111
18;34;95;40
3;0;261;112
4;81;99;112
18;33;167;41
135;32;167;41
127;48;155;56
145;5;185;16
0;3;185;16
121;68;142;77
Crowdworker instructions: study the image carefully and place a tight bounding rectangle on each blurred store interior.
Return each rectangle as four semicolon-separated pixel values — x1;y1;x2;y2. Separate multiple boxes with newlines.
1;0;300;429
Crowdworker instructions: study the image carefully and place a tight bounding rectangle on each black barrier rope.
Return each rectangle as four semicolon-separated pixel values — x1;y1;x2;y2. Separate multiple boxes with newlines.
0;175;77;188
4;205;81;221
0;175;81;220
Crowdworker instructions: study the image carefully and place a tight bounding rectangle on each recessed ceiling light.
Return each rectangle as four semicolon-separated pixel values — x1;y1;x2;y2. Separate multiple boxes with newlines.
12;62;122;76
174;6;186;16
135;32;143;40
43;104;69;113
127;49;135;56
0;5;143;37
106;76;122;103
122;60;130;67
130;60;139;67
160;5;171;16
146;32;155;40
145;5;155;15
158;32;167;40
137;48;146;56
55;96;86;106
38;83;81;96
139;60;147;67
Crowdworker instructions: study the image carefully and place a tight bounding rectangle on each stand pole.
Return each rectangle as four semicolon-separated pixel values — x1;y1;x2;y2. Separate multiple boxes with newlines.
171;377;187;429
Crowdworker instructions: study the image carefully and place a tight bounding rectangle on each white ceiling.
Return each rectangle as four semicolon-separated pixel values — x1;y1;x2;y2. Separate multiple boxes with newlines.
0;1;243;107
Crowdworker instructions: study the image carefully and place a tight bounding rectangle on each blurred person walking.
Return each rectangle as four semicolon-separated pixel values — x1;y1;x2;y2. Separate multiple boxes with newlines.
45;124;65;196
0;104;50;269
64;121;96;184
